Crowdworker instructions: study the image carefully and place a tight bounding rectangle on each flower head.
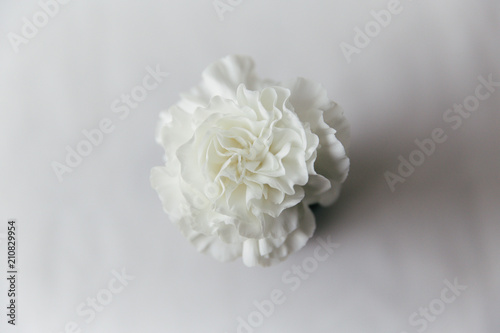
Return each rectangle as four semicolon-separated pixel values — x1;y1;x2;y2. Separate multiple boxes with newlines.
151;55;349;267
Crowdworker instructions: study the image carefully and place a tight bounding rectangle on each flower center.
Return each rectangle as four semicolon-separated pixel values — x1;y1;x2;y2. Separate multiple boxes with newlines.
213;131;269;185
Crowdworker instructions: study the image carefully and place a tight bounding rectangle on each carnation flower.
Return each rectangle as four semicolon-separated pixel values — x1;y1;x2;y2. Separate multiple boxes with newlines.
151;55;350;267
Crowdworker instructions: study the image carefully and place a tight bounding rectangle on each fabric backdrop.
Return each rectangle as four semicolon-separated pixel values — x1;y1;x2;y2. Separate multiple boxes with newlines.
0;0;499;332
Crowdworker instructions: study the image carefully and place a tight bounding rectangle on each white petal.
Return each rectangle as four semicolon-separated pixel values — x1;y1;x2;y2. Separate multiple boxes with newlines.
150;166;184;220
178;55;265;113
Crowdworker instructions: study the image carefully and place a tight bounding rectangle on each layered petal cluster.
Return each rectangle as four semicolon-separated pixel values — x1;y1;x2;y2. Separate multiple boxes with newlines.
151;55;350;267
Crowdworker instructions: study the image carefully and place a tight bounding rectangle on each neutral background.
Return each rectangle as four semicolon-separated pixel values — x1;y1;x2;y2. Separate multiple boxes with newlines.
1;0;499;332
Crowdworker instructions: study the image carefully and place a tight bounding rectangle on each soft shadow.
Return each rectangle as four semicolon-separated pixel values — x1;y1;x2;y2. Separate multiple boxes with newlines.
311;130;466;238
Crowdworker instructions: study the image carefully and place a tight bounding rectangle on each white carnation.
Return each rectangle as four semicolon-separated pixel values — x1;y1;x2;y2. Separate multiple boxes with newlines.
151;55;350;267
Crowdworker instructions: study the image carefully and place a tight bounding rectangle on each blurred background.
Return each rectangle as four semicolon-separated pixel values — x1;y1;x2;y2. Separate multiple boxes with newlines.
0;0;499;332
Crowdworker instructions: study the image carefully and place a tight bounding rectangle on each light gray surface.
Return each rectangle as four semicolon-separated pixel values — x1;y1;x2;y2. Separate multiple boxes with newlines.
0;0;499;332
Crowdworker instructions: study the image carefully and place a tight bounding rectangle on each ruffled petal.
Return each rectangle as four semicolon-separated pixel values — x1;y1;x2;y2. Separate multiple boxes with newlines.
150;166;185;220
243;203;316;267
177;55;264;113
282;77;350;206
